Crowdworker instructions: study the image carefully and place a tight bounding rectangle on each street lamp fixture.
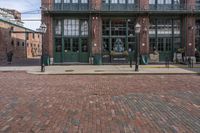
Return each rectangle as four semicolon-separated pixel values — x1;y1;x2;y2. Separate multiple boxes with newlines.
135;22;141;71
39;23;47;72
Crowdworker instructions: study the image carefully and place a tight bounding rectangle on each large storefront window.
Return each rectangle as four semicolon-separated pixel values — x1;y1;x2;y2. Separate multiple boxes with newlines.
196;20;200;51
54;19;89;63
102;19;135;63
64;19;79;36
149;18;181;61
55;20;62;35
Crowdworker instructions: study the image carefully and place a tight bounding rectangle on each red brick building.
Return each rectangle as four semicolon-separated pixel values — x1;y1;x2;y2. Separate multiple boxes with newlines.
0;8;42;64
41;0;200;64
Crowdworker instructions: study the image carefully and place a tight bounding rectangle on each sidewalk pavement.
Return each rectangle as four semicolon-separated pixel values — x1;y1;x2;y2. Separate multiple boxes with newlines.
0;65;200;75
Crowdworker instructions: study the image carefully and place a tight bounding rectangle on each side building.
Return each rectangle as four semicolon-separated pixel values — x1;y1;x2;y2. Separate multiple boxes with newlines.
41;0;200;64
0;8;42;64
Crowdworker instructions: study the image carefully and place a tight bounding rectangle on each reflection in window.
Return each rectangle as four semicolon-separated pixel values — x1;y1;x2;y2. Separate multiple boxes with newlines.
81;0;88;3
72;0;78;3
149;19;156;35
128;0;134;4
174;0;180;4
166;0;171;4
55;0;61;3
64;38;71;52
81;39;88;52
64;0;70;3
64;19;79;36
103;38;110;52
81;21;88;36
72;39;79;52
119;0;126;4
111;19;126;36
55;38;62;52
174;20;180;35
149;0;155;4
158;0;164;4
103;20;110;36
55;20;61;35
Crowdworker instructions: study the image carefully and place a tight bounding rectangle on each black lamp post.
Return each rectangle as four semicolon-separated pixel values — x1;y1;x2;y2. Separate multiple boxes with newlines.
39;23;47;72
135;22;141;71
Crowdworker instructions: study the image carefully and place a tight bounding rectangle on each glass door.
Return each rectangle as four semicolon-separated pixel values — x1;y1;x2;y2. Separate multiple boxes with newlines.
64;38;80;62
158;37;172;61
54;38;62;63
80;38;89;62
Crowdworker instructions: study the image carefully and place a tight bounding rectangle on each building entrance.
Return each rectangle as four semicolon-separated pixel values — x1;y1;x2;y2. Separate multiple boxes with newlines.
158;37;172;61
63;38;89;63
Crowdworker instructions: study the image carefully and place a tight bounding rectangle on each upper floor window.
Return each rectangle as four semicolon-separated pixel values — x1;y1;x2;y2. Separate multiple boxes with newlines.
104;0;134;4
72;0;78;3
55;0;61;3
111;0;118;3
81;0;88;3
55;20;62;35
158;0;164;4
64;19;79;36
64;0;87;3
128;0;134;4
149;0;155;4
150;0;180;4
174;0;180;4
64;0;70;3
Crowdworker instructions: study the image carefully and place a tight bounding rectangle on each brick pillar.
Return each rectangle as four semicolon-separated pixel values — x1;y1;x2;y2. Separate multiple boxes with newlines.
136;16;149;55
183;0;196;56
91;16;102;55
91;0;102;55
183;16;196;56
138;0;149;55
139;0;149;10
91;0;101;10
42;0;53;59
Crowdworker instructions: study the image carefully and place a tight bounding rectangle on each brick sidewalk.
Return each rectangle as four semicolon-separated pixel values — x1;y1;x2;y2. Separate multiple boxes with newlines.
0;72;200;132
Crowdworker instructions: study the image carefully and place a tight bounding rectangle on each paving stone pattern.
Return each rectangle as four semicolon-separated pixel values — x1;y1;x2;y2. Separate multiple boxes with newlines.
0;72;199;133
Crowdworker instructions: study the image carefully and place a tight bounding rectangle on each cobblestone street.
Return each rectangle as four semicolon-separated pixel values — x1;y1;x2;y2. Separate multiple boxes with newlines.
0;72;200;133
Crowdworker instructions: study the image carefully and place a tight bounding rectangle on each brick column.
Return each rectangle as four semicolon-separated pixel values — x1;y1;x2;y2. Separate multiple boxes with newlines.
91;0;102;55
138;0;149;55
91;17;102;55
183;0;196;57
137;16;149;55
42;0;54;60
183;16;196;56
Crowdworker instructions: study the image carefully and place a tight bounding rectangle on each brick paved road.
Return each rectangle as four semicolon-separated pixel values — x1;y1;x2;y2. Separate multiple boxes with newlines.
0;72;199;133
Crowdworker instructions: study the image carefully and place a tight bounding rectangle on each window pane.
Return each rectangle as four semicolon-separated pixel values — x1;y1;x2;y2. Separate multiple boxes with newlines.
55;0;61;3
149;0;155;4
119;0;126;4
64;19;80;36
81;38;88;52
81;20;88;36
55;38;62;52
64;38;71;51
111;0;118;4
55;20;61;35
128;0;134;4
72;0;78;3
158;0;164;4
81;0;88;3
64;0;70;3
166;0;171;4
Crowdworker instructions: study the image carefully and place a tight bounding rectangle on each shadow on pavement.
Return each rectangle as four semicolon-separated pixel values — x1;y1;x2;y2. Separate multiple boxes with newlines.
0;58;40;66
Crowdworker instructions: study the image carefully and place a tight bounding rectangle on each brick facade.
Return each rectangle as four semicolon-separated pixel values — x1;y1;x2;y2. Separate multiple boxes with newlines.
42;0;199;63
42;0;53;59
26;33;42;58
0;20;42;64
